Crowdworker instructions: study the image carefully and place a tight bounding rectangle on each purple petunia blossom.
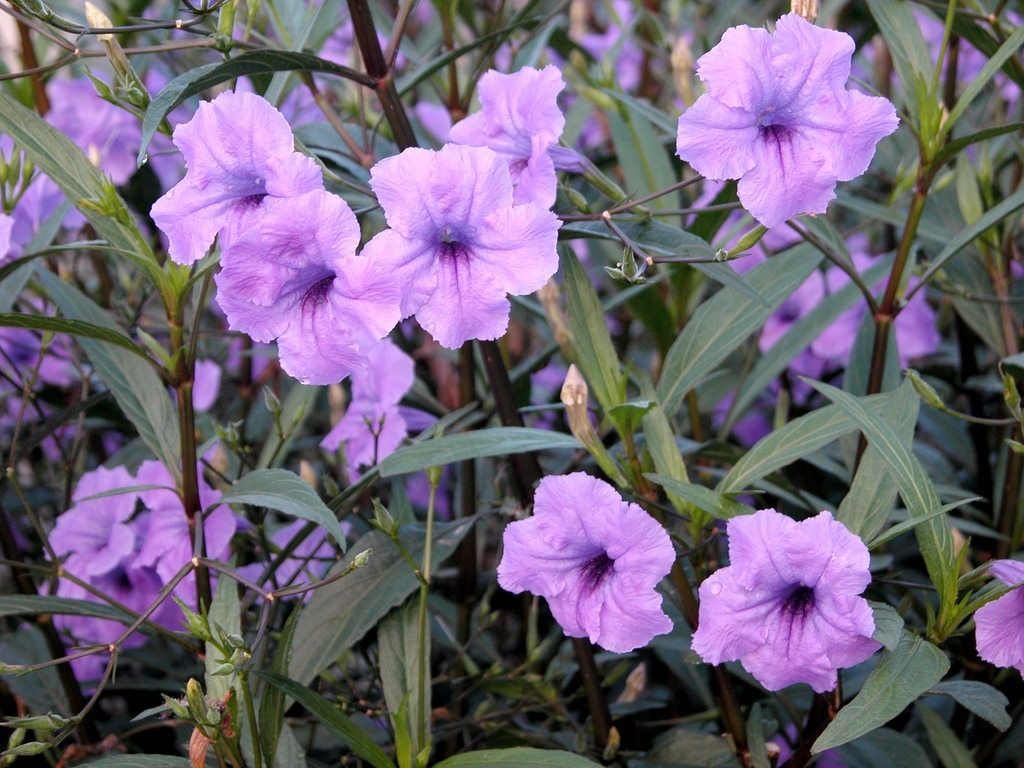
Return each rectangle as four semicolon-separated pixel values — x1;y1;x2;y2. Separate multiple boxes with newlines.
975;559;1024;676
675;14;898;228
320;339;415;474
692;509;879;692
215;189;403;384
449;65;581;207
364;144;560;349
497;473;674;653
151;90;322;265
49;466;141;579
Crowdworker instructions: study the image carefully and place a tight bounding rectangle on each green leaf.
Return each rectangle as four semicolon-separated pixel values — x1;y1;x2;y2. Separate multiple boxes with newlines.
379;599;430;767
378;428;580;477
866;0;932;110
646;474;754;520
945;25;1024;131
917;703;977;768
839;728;933;768
717;395;887;494
0;92;166;296
256;383;319;469
0;312;155;361
916;184;1024;291
813;633;949;753
745;703;771;768
639;379;698;518
37;270;181;476
657;246;821;417
726;259;891;425
255;671;396;768
934;122;1024;168
0;595;135;626
258;608;301;765
837;378;919;541
433;748;601;768
289;518;474;684
560;245;625;410
870;601;905;651
607;108;679;210
220;468;346;547
805;379;956;609
138;51;374;165
205;572;241;702
927;680;1012;731
79;757;192;767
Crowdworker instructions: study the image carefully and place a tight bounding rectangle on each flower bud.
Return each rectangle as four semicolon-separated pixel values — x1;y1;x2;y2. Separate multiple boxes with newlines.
352;548;372;569
371;498;398;536
185;678;207;719
791;0;818;22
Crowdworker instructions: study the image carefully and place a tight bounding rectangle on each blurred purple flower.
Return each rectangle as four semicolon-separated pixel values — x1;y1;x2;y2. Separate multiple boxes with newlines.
320;339;414;474
151;90;322;265
915;10;1020;102
193;359;222;412
975;559;1024;676
676;14;898;227
215;189;403;384
0;214;11;261
133;459;236;609
364;144;560;348
497;473;674;653
449;66;581;207
693;509;879;692
49;466;141;578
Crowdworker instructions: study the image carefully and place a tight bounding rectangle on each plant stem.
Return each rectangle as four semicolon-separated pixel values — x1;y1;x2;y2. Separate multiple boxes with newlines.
416;476;439;757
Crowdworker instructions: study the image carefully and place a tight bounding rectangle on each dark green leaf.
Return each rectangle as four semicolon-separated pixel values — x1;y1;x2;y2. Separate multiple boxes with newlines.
139;51;374;165
646;474;754;520
220;468;346;547
80;757;191;767
916;703;977;768
37;271;181;475
870;602;904;651
433;748;601;768
378;428;579;477
927;680;1012;731
813;633;949;753
379;599;429;766
255;671;396;768
657;246;821;417
0;593;134;625
560;245;625;410
289;518;474;684
0;313;153;361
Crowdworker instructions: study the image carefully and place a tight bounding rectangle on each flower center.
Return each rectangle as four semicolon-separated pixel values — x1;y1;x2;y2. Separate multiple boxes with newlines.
781;584;816;617
438;240;470;262
301;274;334;311
581;551;615;590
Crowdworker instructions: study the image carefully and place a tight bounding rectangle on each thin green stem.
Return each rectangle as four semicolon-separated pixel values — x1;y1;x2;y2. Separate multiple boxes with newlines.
416;476;439;757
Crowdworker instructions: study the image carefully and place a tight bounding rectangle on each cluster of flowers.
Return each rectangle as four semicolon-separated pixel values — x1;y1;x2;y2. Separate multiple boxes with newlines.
49;462;236;679
500;473;1024;688
150;65;574;385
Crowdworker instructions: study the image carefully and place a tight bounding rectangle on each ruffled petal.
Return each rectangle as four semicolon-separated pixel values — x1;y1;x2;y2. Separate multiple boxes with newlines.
695;24;775;110
975;589;1024;673
676;96;760;180
468;202;561;296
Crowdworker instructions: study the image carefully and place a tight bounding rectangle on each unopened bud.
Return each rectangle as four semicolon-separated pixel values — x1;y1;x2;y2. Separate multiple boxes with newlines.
563;186;590;213
85;2;136;88
185;678;206;718
3;713;70;730
327;383;346;424
3;741;49;757
371;498;398;536
537;278;571;351
560;365;592;440
299;459;317;489
162;694;190;720
352;548;372;569
906;369;945;411
716;224;768;261
671;35;695;105
262;386;282;415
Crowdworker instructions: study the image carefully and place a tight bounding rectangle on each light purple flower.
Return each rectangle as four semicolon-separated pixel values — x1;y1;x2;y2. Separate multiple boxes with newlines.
449;66;580;207
364;144;560;348
193;359;222;412
151;90;323;265
237;519;335;599
693;509;879;692
675;14;898;227
215;189;403;384
49;466;141;578
975;559;1024;676
0;214;11;261
320;339;414;473
497;473;675;653
133;459;236;608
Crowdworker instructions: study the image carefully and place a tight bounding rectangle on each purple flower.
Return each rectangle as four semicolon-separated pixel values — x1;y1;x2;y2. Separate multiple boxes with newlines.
151;90;323;265
497;473;675;653
237;519;336;599
133;460;236;609
975;559;1024;676
675;14;898;227
193;359;222;412
449;66;579;207
0;214;11;262
692;509;879;692
215;189;403;384
320;339;415;473
364;144;560;348
49;466;141;578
